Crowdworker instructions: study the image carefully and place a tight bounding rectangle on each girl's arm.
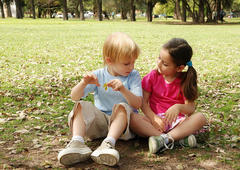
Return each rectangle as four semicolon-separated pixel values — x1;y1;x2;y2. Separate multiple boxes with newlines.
165;100;195;124
178;100;195;116
141;90;165;132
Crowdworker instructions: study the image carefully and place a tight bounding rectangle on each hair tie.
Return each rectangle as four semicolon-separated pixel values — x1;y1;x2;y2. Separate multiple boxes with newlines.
186;61;192;67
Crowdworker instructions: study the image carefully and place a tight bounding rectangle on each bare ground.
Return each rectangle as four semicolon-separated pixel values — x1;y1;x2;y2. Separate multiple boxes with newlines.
0;136;238;170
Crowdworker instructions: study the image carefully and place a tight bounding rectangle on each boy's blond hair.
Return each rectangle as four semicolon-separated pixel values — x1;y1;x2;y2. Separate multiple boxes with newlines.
103;32;140;65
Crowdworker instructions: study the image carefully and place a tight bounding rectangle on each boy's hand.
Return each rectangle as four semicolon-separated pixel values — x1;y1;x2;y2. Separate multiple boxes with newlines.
82;73;100;86
151;115;165;132
165;104;180;125
107;79;124;91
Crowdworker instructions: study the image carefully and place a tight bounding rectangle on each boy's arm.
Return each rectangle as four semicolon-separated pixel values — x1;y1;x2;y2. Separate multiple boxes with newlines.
71;73;100;101
71;79;88;101
120;87;142;109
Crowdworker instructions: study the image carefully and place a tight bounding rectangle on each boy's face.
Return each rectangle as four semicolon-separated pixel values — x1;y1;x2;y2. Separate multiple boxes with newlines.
108;57;136;76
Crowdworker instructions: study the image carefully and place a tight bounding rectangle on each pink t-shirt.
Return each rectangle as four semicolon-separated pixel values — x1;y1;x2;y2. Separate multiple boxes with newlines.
142;70;185;117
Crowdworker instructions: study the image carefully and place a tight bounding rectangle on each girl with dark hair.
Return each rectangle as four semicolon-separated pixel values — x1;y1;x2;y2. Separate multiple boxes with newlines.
130;38;207;154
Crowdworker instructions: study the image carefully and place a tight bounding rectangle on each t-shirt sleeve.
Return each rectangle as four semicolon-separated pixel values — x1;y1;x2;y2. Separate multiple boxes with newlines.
82;70;98;98
129;71;142;97
142;70;154;93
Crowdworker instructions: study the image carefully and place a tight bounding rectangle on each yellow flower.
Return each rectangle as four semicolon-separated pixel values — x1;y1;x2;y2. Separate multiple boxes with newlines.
103;83;108;91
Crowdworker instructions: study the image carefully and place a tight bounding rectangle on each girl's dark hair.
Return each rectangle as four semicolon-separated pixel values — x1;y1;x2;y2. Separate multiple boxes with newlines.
163;38;198;101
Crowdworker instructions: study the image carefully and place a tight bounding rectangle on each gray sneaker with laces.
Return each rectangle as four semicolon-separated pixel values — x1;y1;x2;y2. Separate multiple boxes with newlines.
91;140;119;166
149;134;174;154
58;140;92;166
179;134;197;147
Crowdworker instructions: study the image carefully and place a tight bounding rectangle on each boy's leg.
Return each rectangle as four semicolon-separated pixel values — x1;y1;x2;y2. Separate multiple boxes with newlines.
130;113;162;137
91;103;131;166
58;101;108;166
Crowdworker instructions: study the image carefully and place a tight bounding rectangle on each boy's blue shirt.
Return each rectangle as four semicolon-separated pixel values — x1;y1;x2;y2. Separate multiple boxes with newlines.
83;67;142;115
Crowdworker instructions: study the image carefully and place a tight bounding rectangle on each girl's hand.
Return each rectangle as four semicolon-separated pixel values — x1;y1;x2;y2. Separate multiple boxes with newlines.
165;104;180;125
82;73;100;86
151;115;165;132
107;79;124;91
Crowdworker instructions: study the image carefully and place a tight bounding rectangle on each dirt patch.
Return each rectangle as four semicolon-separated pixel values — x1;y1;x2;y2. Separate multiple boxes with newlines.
0;136;237;169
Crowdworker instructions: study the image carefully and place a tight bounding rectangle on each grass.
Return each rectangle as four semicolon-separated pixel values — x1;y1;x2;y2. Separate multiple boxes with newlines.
0;18;240;169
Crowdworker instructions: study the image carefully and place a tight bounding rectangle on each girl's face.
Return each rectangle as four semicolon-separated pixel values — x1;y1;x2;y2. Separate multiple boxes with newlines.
107;57;136;76
157;48;178;78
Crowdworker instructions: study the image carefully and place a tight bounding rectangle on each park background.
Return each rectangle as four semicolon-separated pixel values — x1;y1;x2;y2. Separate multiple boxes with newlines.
0;0;240;169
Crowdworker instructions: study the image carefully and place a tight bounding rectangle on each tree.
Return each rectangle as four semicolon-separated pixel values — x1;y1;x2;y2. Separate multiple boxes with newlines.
181;0;186;22
15;0;23;18
5;0;12;17
175;0;181;19
97;0;102;21
199;0;205;23
130;0;136;21
0;0;5;18
79;0;84;20
31;0;36;19
62;0;68;20
146;0;167;22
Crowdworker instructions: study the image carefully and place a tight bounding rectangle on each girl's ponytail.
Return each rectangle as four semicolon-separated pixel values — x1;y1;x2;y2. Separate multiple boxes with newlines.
181;66;198;102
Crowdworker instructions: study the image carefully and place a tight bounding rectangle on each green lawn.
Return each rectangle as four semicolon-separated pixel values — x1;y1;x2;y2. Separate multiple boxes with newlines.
0;18;239;169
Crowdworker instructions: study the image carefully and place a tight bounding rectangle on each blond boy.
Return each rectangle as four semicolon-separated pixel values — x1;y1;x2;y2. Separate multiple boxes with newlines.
58;32;142;166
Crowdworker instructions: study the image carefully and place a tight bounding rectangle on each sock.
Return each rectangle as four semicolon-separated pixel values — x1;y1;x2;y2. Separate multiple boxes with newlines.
161;134;169;144
104;136;116;146
71;135;84;144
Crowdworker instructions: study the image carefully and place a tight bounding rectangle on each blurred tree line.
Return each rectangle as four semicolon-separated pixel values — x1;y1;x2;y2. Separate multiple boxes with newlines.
0;0;239;23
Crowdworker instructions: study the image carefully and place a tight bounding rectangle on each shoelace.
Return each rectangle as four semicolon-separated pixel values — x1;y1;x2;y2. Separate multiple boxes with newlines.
160;135;174;152
66;140;75;148
103;141;114;149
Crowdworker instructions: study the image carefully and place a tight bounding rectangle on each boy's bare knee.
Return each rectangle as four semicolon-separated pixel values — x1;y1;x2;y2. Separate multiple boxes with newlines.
115;104;127;116
73;103;82;117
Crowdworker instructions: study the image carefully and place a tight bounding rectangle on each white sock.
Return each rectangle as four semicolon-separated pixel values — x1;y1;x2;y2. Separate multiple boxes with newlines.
104;136;116;146
71;136;84;144
161;134;169;144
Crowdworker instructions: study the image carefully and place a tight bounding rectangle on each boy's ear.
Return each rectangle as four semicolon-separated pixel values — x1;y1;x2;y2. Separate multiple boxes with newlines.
177;65;185;72
105;57;112;64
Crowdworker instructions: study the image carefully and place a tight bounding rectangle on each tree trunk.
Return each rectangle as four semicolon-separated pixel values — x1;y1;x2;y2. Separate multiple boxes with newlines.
205;0;213;22
147;1;153;22
120;0;127;20
74;1;80;18
31;0;36;19
6;1;12;17
79;0;84;20
97;0;102;21
199;0;204;23
15;0;23;19
176;0;181;20
130;0;136;21
216;0;221;20
63;0;68;20
0;0;5;18
181;0;186;22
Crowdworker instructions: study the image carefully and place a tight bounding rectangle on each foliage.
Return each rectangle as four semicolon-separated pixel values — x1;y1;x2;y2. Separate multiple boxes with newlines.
153;2;175;15
0;18;240;169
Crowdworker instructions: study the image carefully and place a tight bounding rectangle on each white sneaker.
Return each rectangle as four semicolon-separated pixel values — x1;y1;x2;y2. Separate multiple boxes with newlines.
58;140;92;166
179;134;197;147
91;140;119;166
